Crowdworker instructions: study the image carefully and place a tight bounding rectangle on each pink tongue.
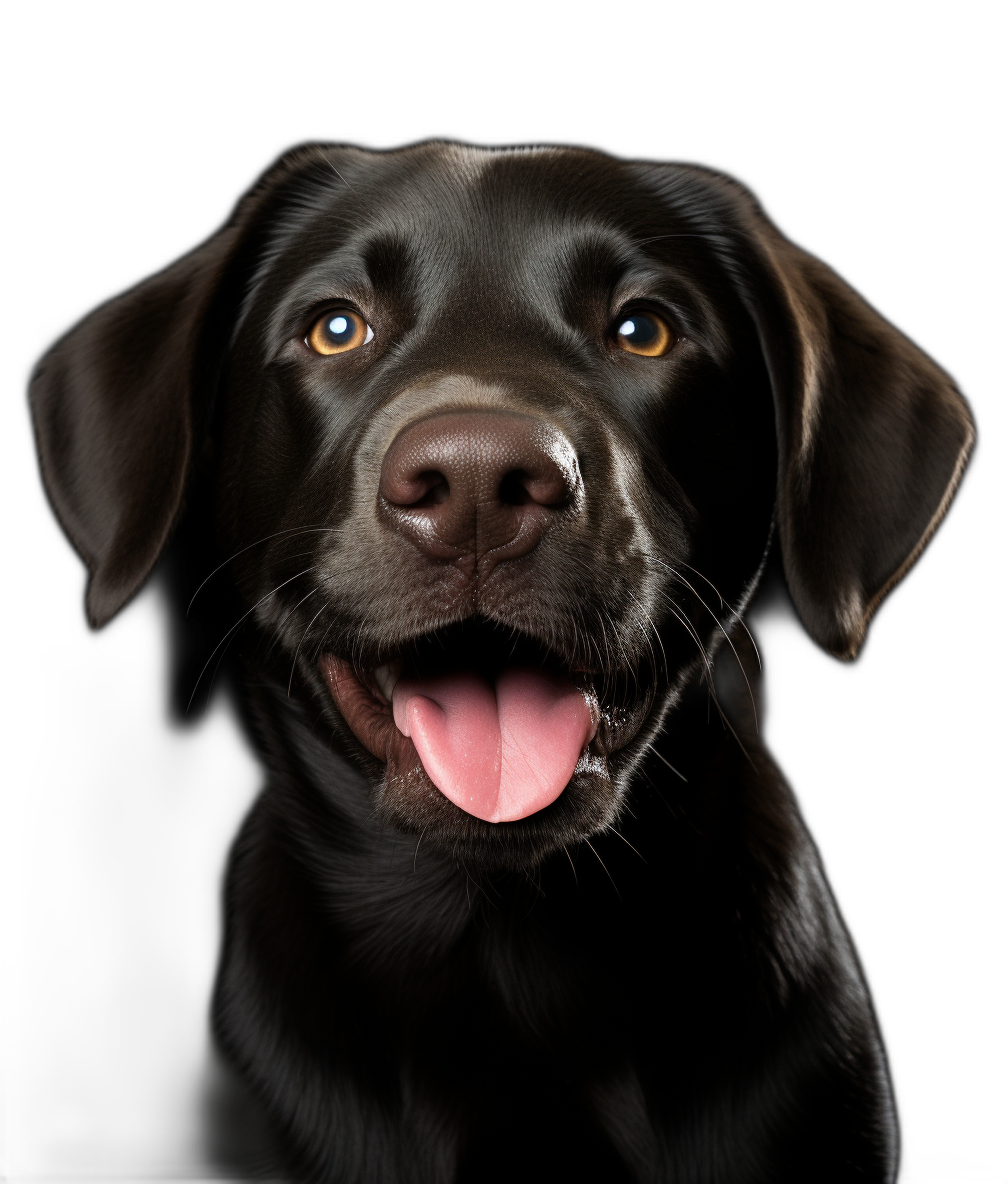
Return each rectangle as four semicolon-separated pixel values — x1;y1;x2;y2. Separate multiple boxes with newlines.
391;668;594;822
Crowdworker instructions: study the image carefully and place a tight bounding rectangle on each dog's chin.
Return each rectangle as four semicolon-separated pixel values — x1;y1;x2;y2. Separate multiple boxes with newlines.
317;627;656;871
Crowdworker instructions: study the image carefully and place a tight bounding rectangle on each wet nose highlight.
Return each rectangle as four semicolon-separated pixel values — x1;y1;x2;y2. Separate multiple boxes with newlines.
378;410;580;567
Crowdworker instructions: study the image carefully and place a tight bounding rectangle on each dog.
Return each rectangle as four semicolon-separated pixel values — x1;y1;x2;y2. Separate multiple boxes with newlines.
30;142;974;1182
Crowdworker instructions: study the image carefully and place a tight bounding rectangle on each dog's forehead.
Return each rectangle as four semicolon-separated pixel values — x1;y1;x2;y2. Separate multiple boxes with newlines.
344;142;653;239
254;144;671;317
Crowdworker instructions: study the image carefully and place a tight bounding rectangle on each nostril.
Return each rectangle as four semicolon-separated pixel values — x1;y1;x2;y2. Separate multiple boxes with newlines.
382;468;450;508
498;468;570;508
499;470;533;506
410;471;450;508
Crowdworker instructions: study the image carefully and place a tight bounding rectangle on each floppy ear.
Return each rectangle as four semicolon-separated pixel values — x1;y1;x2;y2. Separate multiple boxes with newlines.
29;145;326;627
732;192;975;659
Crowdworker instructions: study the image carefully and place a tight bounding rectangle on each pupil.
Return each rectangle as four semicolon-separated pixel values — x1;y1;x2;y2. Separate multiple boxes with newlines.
328;314;351;340
620;315;656;344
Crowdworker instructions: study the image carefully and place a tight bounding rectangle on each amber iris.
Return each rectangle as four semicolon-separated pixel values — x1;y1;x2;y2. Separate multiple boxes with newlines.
614;311;673;357
306;309;373;355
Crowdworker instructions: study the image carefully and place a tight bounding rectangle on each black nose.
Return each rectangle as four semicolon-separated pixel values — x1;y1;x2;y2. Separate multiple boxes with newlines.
378;410;580;572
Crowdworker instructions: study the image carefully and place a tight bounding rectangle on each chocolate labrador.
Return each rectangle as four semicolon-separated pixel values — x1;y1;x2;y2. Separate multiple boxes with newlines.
30;142;973;1182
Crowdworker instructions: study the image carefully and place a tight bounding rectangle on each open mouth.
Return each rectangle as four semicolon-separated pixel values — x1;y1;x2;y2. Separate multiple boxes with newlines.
319;622;643;825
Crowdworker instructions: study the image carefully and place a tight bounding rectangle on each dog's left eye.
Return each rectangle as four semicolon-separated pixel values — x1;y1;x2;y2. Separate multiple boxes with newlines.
613;311;674;357
306;309;374;355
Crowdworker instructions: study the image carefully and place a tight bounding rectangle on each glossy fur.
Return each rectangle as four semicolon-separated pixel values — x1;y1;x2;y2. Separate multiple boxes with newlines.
30;143;974;1182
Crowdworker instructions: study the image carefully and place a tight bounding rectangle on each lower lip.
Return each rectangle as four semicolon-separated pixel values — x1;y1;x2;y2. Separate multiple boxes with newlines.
319;655;405;763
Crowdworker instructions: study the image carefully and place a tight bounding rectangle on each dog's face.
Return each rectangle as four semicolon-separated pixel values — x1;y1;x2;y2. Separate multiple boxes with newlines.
30;143;973;870
216;146;777;865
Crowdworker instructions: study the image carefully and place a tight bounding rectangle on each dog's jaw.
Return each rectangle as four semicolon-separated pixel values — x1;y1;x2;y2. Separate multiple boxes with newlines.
316;644;660;869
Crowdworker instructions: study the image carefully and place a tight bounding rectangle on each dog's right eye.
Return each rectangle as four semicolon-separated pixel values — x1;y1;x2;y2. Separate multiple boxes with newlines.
613;311;674;357
306;309;374;355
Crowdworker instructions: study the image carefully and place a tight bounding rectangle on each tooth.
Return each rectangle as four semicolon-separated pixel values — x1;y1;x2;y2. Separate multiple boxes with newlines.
372;660;402;702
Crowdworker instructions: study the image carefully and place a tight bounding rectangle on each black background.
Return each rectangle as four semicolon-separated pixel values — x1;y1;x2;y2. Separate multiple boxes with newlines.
13;39;994;1184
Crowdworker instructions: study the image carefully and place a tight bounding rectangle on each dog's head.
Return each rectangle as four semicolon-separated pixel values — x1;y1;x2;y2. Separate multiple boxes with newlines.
31;142;973;868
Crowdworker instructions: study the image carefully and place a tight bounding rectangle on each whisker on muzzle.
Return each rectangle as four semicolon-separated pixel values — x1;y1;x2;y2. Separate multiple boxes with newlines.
186;525;348;615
